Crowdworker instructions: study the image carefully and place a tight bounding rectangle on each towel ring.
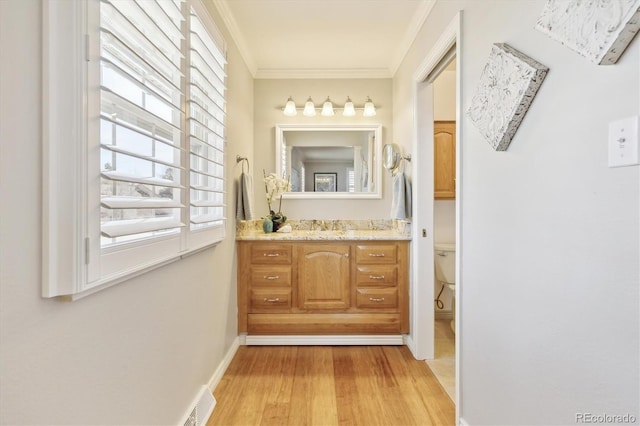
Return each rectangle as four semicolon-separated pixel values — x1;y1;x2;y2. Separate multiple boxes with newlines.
236;155;249;173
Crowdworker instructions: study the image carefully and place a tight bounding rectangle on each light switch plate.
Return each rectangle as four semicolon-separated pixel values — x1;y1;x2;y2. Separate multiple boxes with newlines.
608;116;639;167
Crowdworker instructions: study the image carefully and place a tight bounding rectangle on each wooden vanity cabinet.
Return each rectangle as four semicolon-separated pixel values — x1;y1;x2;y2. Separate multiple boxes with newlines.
434;121;456;200
237;240;409;335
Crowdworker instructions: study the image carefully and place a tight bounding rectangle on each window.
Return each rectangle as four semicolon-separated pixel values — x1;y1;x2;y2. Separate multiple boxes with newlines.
43;0;226;298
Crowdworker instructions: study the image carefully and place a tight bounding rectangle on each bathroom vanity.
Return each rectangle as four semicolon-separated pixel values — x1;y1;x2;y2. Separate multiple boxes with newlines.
236;225;410;338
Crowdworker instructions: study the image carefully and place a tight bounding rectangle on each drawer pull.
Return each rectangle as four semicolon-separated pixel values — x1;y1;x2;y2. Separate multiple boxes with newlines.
368;253;385;257
263;253;280;257
369;275;385;280
264;275;280;280
263;297;281;303
369;297;385;302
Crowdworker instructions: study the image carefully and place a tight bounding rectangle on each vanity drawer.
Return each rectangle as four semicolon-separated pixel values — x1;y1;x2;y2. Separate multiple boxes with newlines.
250;244;292;264
356;288;398;309
355;265;397;286
250;288;292;311
355;244;397;264
251;265;292;287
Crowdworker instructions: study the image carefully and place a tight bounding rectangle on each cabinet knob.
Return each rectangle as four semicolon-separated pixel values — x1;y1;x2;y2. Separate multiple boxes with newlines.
264;275;280;280
368;253;385;257
264;253;280;257
369;297;385;302
263;297;280;303
369;275;385;280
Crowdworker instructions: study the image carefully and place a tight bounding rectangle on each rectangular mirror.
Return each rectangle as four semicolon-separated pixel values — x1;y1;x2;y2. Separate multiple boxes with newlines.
275;124;382;199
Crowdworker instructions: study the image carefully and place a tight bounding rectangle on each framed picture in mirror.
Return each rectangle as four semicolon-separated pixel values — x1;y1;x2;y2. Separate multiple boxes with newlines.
314;173;337;192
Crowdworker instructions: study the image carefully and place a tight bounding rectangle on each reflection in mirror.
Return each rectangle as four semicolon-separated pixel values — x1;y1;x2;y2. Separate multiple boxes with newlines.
275;124;382;199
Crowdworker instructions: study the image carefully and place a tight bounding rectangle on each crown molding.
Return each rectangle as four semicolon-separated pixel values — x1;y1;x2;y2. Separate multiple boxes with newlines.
389;0;437;77
212;0;257;76
254;68;392;80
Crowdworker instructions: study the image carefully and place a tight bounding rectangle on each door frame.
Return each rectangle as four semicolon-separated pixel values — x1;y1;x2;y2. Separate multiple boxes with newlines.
408;10;462;416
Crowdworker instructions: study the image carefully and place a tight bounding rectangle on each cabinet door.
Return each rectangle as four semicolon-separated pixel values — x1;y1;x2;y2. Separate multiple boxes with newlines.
298;244;350;310
434;121;456;199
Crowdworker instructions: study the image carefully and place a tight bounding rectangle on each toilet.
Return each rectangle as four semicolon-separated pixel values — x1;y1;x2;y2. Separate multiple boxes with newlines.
434;243;456;333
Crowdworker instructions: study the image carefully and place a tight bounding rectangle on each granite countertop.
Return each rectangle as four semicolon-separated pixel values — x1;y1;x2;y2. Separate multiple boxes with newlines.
236;219;412;241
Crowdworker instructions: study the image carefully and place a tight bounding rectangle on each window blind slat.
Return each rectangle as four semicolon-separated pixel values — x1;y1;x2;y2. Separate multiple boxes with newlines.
101;59;182;114
190;200;224;207
190;214;223;225
102;196;183;209
101;88;182;134
100;115;181;149
101;217;185;238
101;144;182;169
101;171;183;188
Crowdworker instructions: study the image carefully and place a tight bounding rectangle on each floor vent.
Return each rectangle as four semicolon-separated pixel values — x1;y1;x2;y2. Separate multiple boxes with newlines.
182;385;215;426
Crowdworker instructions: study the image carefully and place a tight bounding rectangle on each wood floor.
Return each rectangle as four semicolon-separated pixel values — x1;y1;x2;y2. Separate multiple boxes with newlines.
208;345;454;426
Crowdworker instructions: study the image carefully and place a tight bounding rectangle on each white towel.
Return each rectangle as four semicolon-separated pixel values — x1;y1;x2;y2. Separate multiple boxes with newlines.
390;171;412;219
236;172;254;220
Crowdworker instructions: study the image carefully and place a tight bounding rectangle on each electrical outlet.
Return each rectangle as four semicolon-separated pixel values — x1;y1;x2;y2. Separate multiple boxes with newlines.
608;116;639;167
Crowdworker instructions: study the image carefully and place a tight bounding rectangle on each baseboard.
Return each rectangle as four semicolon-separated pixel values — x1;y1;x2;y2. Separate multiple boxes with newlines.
404;334;417;357
435;310;453;320
207;336;241;392
244;335;404;345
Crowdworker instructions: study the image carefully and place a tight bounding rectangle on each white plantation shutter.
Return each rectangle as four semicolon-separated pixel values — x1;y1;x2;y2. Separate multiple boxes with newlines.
99;0;186;245
188;6;226;231
42;0;227;297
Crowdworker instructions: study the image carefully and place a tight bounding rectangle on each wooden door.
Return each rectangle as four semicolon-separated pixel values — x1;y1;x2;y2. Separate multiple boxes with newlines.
298;244;350;310
434;121;456;199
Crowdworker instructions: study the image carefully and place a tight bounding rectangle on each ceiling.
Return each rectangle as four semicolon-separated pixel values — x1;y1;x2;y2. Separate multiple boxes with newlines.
212;0;437;79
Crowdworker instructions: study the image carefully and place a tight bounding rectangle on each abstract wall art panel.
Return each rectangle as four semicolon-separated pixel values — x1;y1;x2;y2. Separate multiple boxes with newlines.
467;43;549;151
535;0;640;65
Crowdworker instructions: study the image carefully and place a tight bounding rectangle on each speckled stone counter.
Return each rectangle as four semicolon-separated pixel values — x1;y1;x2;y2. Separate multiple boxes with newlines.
236;219;411;241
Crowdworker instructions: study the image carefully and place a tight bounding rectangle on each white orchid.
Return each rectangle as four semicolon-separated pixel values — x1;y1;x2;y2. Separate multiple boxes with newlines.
263;171;291;215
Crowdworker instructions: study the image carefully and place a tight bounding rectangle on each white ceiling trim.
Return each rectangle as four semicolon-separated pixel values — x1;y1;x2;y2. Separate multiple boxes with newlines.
212;0;257;76
389;0;437;76
255;68;392;80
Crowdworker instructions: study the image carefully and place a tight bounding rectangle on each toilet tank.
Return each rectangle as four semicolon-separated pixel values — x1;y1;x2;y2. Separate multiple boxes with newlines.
434;243;455;284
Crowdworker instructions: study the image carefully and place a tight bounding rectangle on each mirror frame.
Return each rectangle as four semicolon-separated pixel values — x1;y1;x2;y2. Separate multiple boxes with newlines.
275;123;383;199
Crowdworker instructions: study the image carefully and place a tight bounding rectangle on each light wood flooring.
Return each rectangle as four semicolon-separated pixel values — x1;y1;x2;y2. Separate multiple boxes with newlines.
208;345;454;426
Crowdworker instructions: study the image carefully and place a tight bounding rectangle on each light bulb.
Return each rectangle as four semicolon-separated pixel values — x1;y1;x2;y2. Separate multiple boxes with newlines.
363;96;376;117
321;96;334;116
342;97;355;117
303;96;316;116
283;96;297;116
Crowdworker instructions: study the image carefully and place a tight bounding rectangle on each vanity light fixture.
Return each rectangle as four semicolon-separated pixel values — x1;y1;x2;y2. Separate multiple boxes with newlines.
363;96;376;117
321;96;335;116
283;96;297;116
342;96;356;117
280;96;377;117
303;96;316;117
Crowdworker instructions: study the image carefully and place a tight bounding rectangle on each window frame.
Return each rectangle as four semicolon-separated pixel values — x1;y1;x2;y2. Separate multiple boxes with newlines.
42;0;227;299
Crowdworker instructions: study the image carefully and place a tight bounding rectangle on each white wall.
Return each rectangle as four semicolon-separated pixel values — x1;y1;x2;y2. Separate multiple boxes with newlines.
394;1;639;424
0;1;253;424
253;79;393;219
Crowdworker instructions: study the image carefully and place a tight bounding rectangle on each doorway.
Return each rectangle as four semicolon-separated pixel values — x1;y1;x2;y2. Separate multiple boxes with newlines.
409;12;462;416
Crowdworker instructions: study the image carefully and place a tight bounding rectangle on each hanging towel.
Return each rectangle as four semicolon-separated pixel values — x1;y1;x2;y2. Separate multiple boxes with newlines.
236;172;254;220
390;171;412;219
